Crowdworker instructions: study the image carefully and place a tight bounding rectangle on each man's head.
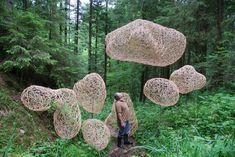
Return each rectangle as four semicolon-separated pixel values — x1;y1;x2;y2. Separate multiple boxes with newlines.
114;93;123;101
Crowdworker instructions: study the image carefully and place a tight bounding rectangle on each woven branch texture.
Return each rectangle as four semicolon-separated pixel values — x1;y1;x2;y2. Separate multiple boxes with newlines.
82;119;110;151
21;85;53;111
170;65;206;94
52;88;77;107
53;100;81;139
105;93;138;137
106;19;186;67
73;73;106;113
144;78;179;106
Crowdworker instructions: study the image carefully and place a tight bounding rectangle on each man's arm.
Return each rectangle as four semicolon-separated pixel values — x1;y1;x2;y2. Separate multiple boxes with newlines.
116;103;125;127
117;113;125;127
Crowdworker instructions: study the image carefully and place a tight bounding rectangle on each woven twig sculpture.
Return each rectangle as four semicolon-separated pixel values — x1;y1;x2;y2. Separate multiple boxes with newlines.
105;93;138;137
73;73;106;113
82;119;110;151
144;78;179;106
21;85;53;111
170;65;206;94
53;89;81;139
52;88;77;107
106;19;186;67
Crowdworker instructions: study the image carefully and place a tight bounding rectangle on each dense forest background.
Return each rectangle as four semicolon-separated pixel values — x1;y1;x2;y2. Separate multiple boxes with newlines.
1;0;234;96
0;0;234;156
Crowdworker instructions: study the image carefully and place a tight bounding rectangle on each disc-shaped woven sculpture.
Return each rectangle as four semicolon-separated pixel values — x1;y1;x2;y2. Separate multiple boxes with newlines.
144;78;179;106
170;65;206;94
82;119;110;151
73;73;106;113
53;103;81;139
105;93;138;137
106;19;186;67
21;85;53;111
52;88;77;107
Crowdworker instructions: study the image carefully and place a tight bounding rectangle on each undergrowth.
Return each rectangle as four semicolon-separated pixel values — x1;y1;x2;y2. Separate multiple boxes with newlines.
0;90;234;157
134;91;235;157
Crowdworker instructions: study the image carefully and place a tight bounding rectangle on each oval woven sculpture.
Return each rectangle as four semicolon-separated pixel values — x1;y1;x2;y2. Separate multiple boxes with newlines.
73;73;106;113
82;119;110;151
170;65;206;94
105;93;138;137
52;88;77;107
53;98;81;139
144;78;179;106
21;85;53;111
106;19;186;67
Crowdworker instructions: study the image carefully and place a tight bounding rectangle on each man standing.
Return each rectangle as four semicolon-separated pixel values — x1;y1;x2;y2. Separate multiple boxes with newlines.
114;93;133;148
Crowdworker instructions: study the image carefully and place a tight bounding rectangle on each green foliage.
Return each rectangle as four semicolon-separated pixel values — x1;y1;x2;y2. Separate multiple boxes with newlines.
0;6;84;87
23;137;102;157
135;92;235;156
0;90;51;154
107;61;142;100
2;85;234;157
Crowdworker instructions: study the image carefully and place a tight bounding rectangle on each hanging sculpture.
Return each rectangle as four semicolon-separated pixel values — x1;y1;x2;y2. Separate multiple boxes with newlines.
144;78;179;106
170;65;206;94
73;73;106;113
53;89;82;139
106;19;186;66
82;119;110;151
21;85;53;111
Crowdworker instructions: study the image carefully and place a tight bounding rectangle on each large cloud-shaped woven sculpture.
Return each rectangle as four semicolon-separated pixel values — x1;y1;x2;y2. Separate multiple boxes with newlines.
82;119;110;151
73;73;106;113
53;89;82;139
105;93;138;137
105;19;186;66
21;85;53;111
144;78;179;106
170;65;206;94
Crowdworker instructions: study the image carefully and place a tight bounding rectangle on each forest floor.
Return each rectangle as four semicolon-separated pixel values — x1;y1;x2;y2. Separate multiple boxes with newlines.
0;73;234;157
0;73;56;156
108;137;148;157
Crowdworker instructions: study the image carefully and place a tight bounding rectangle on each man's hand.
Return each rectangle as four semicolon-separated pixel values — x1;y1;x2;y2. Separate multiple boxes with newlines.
121;122;125;128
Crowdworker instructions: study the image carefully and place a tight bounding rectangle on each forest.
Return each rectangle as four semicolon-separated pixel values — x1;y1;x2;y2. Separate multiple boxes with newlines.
0;0;234;156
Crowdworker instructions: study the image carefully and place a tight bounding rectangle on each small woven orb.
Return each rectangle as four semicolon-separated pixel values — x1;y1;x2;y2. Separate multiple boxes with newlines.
144;78;179;106
53;103;81;139
105;93;138;137
105;19;186;67
170;65;206;94
52;88;77;108
21;85;53;111
82;119;110;151
73;73;106;113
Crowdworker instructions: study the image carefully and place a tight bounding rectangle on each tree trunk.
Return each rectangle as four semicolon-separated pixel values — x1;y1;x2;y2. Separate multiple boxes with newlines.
216;0;224;49
7;0;13;11
22;0;28;10
74;0;80;53
60;1;63;44
64;0;68;46
139;65;148;102
104;0;108;83
68;0;71;45
88;0;93;73
94;1;99;72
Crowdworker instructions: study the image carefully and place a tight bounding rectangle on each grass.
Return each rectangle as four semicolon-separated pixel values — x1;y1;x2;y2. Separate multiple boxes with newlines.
0;89;234;157
0;90;53;156
134;91;235;157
